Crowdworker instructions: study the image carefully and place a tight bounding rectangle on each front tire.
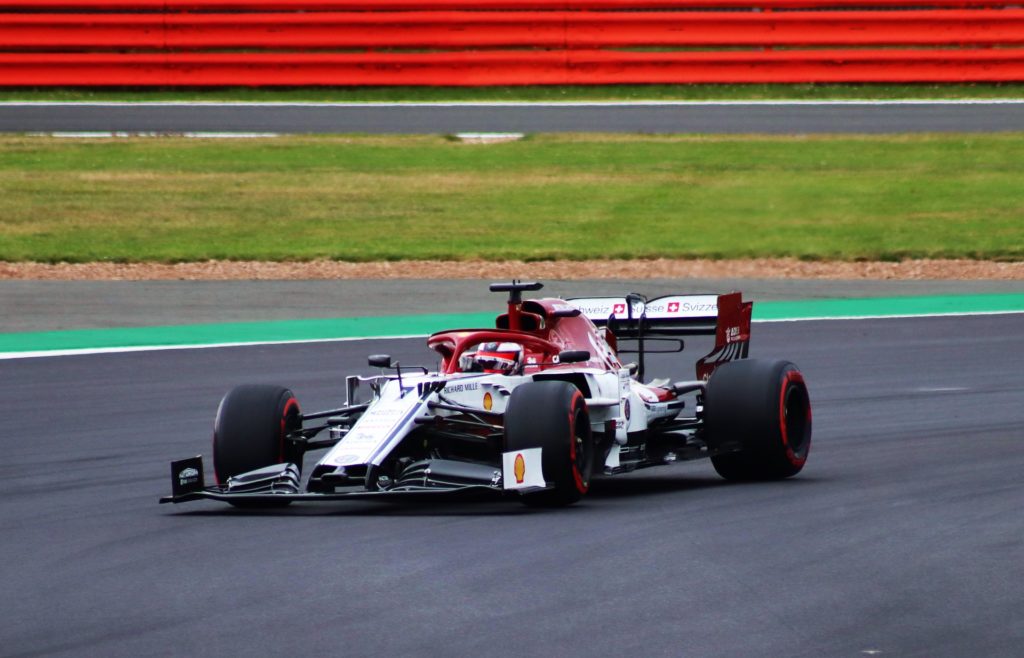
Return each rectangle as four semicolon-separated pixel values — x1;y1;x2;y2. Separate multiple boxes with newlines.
213;384;303;487
703;359;812;481
504;381;594;507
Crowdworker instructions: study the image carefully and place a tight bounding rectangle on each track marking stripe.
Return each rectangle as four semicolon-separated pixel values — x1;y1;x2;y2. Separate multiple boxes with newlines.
27;131;281;138
1;293;1021;360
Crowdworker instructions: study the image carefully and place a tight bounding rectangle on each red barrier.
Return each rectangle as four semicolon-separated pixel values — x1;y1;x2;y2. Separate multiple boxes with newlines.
5;11;1024;49
3;50;1024;85
2;0;1024;85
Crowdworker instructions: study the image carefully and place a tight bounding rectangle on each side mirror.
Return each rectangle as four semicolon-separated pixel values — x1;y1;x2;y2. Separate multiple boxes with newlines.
368;354;392;368
558;349;590;364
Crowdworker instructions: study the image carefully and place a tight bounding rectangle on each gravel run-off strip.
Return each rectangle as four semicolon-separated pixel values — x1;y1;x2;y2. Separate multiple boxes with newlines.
0;259;1021;281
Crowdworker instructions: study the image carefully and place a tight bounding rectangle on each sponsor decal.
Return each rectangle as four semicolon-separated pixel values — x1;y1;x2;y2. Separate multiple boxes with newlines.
483;391;493;411
570;298;642;318
514;453;526;484
502;448;545;490
322;392;422;467
726;326;741;342
368;406;404;416
624;398;631;420
573;296;718;320
443;382;479;394
644;296;718;319
178;466;199;487
170;456;204;496
574;304;609;316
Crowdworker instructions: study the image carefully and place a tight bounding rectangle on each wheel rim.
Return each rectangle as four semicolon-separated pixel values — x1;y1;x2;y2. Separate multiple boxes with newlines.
782;380;811;458
571;404;591;493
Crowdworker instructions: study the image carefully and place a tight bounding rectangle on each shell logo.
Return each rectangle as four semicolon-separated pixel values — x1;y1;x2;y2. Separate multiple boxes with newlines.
483;391;493;411
514;453;526;484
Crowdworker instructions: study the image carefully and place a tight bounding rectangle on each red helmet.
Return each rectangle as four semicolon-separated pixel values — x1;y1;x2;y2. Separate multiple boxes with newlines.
460;342;524;375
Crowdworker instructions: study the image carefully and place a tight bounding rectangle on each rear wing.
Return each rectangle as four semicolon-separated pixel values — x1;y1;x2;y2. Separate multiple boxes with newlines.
566;292;752;381
567;294;719;335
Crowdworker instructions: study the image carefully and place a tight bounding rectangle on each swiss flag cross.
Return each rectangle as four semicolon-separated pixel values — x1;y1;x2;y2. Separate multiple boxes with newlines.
613;303;626;315
667;301;680;313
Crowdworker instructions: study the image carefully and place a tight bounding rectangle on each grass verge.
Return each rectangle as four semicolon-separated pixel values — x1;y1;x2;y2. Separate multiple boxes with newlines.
2;84;1024;103
1;133;1022;263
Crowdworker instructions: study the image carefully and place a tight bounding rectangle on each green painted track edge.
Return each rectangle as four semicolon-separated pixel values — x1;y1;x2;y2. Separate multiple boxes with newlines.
2;293;1023;355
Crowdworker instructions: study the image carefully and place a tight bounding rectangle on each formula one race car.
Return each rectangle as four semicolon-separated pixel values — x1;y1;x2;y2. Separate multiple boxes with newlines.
161;281;811;508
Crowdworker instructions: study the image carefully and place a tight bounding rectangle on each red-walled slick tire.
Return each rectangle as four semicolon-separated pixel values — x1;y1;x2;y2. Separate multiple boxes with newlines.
703;359;812;481
213;384;303;505
504;381;594;507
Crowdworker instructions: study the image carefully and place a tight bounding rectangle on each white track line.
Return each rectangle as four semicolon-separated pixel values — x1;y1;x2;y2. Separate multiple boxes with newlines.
28;131;281;138
0;334;423;361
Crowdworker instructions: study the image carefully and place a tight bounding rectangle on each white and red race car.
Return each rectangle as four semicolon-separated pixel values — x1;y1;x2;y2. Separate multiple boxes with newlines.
162;281;811;508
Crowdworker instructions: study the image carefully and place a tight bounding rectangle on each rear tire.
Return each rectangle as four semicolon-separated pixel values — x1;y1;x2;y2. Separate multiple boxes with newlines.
504;381;594;507
213;384;303;505
703;359;811;481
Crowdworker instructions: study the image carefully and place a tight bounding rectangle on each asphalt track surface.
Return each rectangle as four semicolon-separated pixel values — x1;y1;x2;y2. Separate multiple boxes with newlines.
3;100;1024;134
3;313;1022;657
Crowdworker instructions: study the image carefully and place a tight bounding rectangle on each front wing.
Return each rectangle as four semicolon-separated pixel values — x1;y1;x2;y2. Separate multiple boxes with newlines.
160;485;516;505
159;451;551;505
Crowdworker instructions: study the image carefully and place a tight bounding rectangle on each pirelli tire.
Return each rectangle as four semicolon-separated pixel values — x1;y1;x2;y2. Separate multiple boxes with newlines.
704;359;812;481
212;384;303;505
504;380;594;507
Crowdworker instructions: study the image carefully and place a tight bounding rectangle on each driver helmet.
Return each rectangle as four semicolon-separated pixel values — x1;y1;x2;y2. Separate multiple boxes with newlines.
460;342;524;375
